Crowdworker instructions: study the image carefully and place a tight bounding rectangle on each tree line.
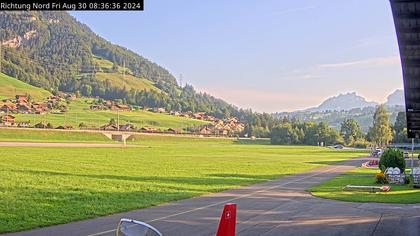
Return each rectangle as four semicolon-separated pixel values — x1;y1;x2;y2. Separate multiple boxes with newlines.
270;105;408;147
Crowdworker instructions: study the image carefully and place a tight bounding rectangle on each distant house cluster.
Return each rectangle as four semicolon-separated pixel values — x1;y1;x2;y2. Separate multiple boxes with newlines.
0;93;74;127
90;100;130;111
151;109;245;136
100;122;181;134
198;117;245;136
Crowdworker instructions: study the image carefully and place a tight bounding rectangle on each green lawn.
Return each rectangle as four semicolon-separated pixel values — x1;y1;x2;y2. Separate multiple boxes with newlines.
13;98;208;130
0;129;112;143
0;73;51;101
0;137;366;233
310;167;420;204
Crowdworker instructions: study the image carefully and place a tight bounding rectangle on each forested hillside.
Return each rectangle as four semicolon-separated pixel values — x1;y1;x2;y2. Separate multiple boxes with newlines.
0;11;238;119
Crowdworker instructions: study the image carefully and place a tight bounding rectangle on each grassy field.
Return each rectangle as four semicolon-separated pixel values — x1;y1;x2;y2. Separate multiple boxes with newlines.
0;72;196;130
93;55;133;75
92;55;160;92
0;136;366;233
0;73;52;101
0;129;112;143
95;72;161;93
12;98;208;130
310;167;420;204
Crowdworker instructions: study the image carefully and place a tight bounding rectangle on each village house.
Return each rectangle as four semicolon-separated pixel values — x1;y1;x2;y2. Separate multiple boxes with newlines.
119;124;135;131
104;100;113;108
17;104;31;114
170;111;181;116
110;105;119;111
56;125;73;130
220;129;229;136
15;95;28;104
115;104;130;111
193;112;206;120
140;126;158;133
47;95;60;103
90;104;103;110
153;108;166;113
101;124;118;131
0;104;17;113
32;103;49;114
167;128;180;134
57;92;66;98
66;94;76;101
199;127;212;135
206;115;216;121
34;108;46;115
0;115;16;126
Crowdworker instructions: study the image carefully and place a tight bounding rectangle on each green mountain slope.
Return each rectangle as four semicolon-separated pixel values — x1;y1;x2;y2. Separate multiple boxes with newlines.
0;72;51;101
0;11;238;119
0;11;177;88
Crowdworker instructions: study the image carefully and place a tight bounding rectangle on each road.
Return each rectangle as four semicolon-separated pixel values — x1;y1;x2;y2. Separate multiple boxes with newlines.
4;157;420;236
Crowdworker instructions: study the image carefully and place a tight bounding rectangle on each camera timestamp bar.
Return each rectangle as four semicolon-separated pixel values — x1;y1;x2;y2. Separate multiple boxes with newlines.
0;0;144;11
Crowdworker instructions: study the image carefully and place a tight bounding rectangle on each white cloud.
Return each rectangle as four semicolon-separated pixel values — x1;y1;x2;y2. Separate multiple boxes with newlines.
318;56;400;69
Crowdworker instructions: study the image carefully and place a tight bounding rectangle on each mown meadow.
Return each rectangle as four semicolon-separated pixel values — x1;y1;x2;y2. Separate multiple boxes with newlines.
0;133;366;233
12;98;208;130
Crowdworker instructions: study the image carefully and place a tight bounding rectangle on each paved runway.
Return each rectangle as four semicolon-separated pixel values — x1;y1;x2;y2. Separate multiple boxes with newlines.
5;157;420;236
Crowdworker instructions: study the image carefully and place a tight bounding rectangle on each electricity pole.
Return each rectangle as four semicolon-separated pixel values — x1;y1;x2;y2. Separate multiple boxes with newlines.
117;110;120;131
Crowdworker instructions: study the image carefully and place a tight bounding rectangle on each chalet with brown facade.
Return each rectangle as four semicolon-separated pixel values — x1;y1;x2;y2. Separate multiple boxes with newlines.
167;128;180;134
0;104;17;113
16;95;28;104
116;104;130;111
199;127;212;135
17;104;31;114
140;126;158;133
0;115;15;126
101;124;118;131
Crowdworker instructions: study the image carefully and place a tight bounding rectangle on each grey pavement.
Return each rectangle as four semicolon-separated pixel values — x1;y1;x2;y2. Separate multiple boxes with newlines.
5;157;420;236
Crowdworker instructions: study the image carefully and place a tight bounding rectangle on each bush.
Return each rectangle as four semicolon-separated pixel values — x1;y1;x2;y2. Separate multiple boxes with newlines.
353;139;370;149
79;122;87;129
379;148;405;173
34;122;47;129
375;172;388;184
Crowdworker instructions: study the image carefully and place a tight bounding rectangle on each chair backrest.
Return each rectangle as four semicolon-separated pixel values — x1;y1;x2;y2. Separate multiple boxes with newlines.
413;168;420;175
393;168;401;175
117;219;162;236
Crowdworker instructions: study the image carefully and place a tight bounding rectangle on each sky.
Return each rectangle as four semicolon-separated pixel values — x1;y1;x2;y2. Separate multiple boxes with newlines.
70;0;404;112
